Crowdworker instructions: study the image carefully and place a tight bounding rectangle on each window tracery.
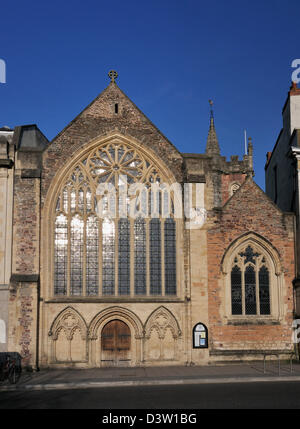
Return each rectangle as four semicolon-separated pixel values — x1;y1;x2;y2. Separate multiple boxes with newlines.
54;141;177;297
230;244;271;316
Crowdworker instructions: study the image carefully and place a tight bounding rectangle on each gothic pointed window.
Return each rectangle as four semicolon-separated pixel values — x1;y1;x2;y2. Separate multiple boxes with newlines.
53;140;178;298
102;218;115;295
229;245;271;316
70;215;84;296
86;215;99;296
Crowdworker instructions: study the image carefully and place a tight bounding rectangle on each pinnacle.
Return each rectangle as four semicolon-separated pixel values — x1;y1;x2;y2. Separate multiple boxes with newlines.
205;115;220;156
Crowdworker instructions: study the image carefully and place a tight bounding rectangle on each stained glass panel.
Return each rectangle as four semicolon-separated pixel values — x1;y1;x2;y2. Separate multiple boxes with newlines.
259;266;270;315
63;187;68;213
150;218;161;295
78;189;84;212
54;214;68;295
70;215;84;296
245;265;256;315
102;219;115;295
231;266;242;315
70;189;76;212
118;219;130;295
54;142;177;299
134;218;146;295
164;218;176;295
86;215;99;296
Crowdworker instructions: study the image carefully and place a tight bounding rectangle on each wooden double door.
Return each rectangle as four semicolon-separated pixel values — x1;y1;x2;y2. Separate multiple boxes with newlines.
101;320;131;366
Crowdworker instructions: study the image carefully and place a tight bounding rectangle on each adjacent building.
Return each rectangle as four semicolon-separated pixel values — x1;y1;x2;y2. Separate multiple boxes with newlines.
265;82;300;318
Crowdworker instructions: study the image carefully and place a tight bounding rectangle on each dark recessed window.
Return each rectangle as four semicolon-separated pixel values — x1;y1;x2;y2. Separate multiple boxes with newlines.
115;103;118;114
230;245;271;316
193;323;208;348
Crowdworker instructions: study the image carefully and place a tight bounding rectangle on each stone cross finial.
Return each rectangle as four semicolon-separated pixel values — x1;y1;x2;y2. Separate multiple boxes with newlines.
209;99;214;119
108;70;118;83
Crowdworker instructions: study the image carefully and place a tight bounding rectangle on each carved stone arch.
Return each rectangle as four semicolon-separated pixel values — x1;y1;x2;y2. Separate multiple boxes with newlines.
88;306;143;340
49;306;88;341
144;306;181;340
221;232;282;276
42;132;182;301
44;132;178;216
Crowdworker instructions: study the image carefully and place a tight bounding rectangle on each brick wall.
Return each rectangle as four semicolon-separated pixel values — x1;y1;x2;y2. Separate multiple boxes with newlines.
221;173;247;205
207;178;295;353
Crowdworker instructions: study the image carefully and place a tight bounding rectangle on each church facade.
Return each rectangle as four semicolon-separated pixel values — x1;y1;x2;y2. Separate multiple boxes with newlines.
0;73;295;369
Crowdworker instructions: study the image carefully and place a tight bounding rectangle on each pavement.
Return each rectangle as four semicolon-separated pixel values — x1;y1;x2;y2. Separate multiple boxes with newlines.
1;360;300;391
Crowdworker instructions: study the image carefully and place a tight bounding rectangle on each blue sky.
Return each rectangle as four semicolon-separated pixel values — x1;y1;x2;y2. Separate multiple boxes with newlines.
1;0;299;189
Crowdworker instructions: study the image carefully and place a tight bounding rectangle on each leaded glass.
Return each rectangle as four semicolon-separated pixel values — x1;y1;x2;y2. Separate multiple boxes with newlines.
231;266;242;315
70;215;84;296
53;141;177;298
86;215;99;295
164;218;176;295
118;146;125;162
118;219;130;295
134;218;146;295
102;218;115;295
63;187;68;213
245;265;256;315
70;189;76;212
86;188;92;212
150;218;161;295
231;243;274;317
78;189;84;212
259;266;270;315
54;214;68;295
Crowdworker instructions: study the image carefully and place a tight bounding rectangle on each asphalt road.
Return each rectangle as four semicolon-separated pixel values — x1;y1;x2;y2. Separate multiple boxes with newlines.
0;381;300;409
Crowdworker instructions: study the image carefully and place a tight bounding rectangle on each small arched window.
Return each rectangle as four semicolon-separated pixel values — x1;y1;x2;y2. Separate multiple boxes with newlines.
230;182;241;196
193;323;208;348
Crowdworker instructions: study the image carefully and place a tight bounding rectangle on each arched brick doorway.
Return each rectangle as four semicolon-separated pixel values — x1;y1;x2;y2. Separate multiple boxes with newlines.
101;319;131;366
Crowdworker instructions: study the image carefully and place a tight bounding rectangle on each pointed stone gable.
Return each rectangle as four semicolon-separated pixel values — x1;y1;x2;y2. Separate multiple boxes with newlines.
213;177;295;253
41;81;183;203
205;116;220;156
222;177;283;217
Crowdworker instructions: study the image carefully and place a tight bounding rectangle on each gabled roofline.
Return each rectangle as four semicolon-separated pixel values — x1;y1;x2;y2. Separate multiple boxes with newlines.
222;175;292;216
47;81;182;159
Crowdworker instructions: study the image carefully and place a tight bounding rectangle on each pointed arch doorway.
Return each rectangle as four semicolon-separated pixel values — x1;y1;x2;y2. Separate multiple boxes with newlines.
101;320;131;367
